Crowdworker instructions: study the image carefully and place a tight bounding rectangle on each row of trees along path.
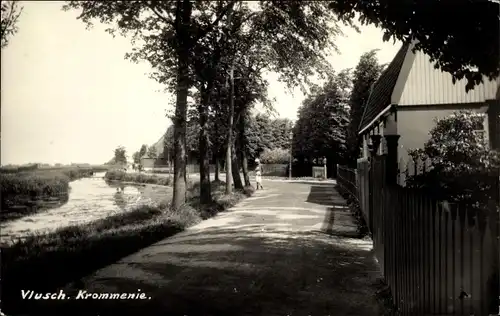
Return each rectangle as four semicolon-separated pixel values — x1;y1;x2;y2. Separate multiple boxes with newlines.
53;1;499;210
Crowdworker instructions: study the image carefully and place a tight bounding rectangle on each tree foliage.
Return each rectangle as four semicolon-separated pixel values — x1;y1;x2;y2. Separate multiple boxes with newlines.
63;0;239;209
1;1;23;49
147;146;158;159
346;50;383;166
139;144;148;158
164;122;199;159
63;1;346;207
243;114;292;161
293;70;351;163
132;144;148;164
329;0;499;91
132;151;141;164
406;110;500;207
113;146;127;165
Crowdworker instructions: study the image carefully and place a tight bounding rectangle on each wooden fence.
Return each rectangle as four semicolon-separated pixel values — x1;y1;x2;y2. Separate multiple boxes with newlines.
338;155;500;315
398;156;433;186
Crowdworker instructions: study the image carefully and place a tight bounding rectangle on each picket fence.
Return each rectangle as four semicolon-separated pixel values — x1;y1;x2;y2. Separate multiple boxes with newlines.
337;155;500;315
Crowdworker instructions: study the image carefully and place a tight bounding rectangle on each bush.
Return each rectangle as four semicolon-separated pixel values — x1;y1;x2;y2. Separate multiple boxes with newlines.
104;170;174;186
1;180;252;315
259;148;290;164
60;168;94;180
406;110;500;207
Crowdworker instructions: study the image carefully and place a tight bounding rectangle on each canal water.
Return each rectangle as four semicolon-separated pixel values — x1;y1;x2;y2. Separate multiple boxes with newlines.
0;173;170;244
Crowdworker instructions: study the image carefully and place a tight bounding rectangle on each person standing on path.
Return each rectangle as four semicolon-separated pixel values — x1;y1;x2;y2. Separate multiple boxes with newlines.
254;158;264;190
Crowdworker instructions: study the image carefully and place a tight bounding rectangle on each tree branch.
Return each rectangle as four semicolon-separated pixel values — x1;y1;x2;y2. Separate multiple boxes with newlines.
146;1;175;27
195;0;237;42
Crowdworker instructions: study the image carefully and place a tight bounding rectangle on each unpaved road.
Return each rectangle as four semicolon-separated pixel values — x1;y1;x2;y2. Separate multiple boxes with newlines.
57;180;383;316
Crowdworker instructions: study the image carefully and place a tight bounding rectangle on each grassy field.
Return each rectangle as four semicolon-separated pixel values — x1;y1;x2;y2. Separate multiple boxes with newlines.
0;165;110;221
1;179;254;315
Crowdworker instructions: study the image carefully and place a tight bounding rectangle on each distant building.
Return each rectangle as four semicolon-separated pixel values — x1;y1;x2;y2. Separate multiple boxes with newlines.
140;134;169;170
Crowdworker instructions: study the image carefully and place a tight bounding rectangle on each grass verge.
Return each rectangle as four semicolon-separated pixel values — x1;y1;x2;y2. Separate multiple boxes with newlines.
1;180;254;315
104;170;175;186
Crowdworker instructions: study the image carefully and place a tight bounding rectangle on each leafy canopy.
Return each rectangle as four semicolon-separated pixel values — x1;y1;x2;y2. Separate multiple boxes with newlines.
293;70;352;162
113;146;127;165
329;0;499;91
346;49;383;165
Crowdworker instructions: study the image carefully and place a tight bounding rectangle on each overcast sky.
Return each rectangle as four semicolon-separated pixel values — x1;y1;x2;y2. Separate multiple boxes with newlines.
1;1;401;165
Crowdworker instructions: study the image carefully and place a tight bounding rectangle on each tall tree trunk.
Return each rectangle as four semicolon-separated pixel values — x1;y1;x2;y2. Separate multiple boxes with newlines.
239;110;251;187
225;62;235;194
172;0;192;210
230;104;244;190
198;88;212;204
231;137;244;190
241;149;250;187
214;153;220;181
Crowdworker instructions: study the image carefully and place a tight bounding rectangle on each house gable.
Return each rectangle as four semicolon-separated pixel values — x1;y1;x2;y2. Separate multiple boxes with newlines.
398;51;498;106
150;134;166;159
358;42;411;134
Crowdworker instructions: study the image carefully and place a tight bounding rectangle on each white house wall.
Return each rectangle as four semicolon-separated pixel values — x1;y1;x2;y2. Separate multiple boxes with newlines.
398;51;498;105
396;105;489;162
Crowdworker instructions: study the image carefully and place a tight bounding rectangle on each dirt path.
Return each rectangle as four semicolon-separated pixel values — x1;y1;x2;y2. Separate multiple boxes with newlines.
62;180;383;316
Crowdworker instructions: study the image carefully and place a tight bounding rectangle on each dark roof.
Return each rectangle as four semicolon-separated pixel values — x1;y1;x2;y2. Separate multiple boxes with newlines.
358;42;411;133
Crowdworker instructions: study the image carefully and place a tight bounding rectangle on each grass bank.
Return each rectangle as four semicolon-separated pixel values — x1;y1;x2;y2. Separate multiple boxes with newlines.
105;169;174;186
0;167;105;222
1;180;254;315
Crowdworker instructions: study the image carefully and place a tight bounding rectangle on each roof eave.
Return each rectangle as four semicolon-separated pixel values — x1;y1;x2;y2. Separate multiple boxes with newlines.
358;104;396;135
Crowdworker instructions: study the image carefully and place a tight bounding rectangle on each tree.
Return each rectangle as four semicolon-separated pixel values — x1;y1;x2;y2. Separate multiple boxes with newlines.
346;50;384;167
139;144;148;159
232;62;272;188
242;114;292;162
293;70;351;164
270;118;293;149
328;0;499;91
132;144;148;164
186;1;344;196
132;151;141;164
114;146;127;165
406;110;500;208
63;1;241;210
164;123;198;160
147;146;158;159
1;1;23;49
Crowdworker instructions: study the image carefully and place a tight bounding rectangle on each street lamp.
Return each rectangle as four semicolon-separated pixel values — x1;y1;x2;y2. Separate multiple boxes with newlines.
289;131;293;180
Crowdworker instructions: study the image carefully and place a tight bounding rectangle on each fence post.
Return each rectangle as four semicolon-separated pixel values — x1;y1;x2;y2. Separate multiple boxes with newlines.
486;199;500;315
368;135;382;233
385;135;401;185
